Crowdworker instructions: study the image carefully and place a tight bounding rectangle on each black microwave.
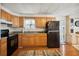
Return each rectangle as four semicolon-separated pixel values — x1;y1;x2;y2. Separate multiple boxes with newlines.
0;29;9;38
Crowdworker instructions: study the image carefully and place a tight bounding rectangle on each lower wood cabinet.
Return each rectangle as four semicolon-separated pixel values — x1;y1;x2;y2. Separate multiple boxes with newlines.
35;36;47;46
18;33;47;47
0;37;7;56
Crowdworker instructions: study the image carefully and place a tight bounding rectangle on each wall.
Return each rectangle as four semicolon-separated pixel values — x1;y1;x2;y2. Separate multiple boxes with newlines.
74;18;79;32
70;16;79;45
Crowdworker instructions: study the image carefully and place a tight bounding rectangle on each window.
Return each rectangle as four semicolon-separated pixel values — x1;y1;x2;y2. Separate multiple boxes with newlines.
24;19;35;29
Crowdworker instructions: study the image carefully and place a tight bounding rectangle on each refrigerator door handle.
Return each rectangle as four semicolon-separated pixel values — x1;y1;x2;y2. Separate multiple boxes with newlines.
48;30;59;33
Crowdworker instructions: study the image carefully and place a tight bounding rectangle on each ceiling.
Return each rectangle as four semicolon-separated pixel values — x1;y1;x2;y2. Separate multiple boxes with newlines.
1;3;79;16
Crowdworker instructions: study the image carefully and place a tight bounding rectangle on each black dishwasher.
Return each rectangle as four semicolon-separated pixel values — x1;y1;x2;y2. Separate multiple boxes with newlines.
7;34;18;56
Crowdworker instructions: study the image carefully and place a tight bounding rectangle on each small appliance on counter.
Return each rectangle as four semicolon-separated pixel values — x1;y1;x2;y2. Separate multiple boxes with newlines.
46;21;60;48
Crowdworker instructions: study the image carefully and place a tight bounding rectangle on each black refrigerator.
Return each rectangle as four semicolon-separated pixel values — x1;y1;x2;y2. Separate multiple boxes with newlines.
46;21;60;48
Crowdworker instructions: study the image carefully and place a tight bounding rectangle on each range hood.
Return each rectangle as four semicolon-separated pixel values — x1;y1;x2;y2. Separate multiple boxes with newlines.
0;19;13;27
0;19;12;24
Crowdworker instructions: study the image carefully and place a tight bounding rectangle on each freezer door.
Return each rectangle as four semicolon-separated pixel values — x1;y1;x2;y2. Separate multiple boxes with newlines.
47;21;59;30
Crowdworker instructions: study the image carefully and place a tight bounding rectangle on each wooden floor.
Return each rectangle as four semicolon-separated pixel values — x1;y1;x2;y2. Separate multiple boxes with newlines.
12;44;79;56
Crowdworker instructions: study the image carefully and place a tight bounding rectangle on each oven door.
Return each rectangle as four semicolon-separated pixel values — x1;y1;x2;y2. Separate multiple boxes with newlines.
7;34;18;56
7;36;15;56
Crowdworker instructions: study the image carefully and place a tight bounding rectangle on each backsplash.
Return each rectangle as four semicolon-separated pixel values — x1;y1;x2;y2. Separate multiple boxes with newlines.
0;24;23;32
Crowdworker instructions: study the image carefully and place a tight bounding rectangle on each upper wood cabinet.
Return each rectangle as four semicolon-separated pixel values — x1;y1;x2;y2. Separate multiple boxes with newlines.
35;17;55;28
0;8;1;18
12;16;20;27
19;17;24;27
0;9;24;28
35;17;47;28
1;10;7;20
1;9;12;22
6;12;12;22
12;16;24;27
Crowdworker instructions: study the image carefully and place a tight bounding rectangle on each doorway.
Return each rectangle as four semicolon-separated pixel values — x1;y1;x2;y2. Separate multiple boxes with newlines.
60;19;66;44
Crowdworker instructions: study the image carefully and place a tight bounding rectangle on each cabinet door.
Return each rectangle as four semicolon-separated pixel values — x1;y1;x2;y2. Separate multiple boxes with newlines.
0;8;1;18
19;17;24;27
2;10;7;20
34;36;39;46
0;38;7;56
6;12;12;22
40;36;47;46
21;38;30;47
35;18;47;28
1;43;7;56
35;35;47;46
12;16;19;27
22;35;35;47
18;34;22;47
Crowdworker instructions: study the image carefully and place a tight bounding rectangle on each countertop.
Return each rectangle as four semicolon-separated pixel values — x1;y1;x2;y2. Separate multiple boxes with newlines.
23;28;45;32
76;32;79;34
0;37;7;40
14;28;46;34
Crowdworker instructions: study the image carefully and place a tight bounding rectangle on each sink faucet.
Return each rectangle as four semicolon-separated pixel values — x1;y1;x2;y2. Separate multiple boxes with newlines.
30;23;32;29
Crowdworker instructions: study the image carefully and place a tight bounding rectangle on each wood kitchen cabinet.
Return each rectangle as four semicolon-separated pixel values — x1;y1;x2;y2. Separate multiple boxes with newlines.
1;9;12;22
12;16;24;27
34;33;47;46
35;17;55;28
0;8;1;18
18;33;47;48
18;34;22;48
6;12;12;22
35;17;47;28
35;35;47;46
19;17;24;27
21;34;35;47
1;10;7;20
12;16;20;27
0;37;7;56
